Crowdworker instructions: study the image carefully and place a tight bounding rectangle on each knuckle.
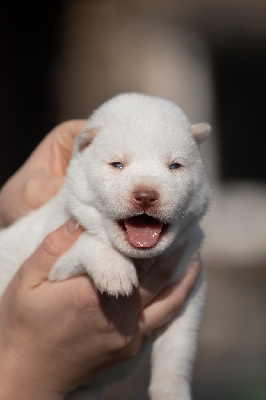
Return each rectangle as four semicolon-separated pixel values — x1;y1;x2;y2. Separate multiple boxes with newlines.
113;336;139;361
121;336;143;360
100;319;141;356
17;260;31;281
41;232;62;258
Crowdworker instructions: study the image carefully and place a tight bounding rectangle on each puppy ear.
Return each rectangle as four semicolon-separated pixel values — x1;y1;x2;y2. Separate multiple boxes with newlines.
78;127;101;152
190;123;211;144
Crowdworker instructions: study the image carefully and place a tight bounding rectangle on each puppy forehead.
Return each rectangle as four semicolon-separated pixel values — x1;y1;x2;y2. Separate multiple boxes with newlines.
92;95;189;130
89;95;193;153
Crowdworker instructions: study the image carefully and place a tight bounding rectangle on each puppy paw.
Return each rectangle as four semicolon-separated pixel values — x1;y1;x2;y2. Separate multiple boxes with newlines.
91;261;138;297
148;383;191;400
49;235;139;297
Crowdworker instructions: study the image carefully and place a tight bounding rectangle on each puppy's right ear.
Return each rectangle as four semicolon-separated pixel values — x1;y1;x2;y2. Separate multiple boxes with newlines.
190;123;211;144
78;127;101;152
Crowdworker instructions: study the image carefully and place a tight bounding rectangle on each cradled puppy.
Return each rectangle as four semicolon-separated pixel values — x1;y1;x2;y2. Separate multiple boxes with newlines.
0;93;211;399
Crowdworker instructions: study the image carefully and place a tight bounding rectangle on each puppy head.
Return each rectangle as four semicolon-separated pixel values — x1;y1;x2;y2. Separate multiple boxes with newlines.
67;93;211;258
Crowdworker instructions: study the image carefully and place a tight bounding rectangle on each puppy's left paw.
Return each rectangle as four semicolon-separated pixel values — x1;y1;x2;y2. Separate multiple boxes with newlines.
90;259;138;297
149;382;191;400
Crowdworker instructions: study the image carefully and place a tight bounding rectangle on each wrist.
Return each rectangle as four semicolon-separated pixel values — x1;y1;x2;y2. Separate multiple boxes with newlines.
0;385;63;400
0;378;64;400
0;352;65;400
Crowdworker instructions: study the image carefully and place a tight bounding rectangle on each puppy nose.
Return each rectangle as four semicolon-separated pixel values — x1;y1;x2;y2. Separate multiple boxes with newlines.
133;189;159;209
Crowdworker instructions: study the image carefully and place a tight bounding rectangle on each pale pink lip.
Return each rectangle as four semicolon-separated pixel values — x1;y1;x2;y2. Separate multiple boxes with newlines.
119;215;167;249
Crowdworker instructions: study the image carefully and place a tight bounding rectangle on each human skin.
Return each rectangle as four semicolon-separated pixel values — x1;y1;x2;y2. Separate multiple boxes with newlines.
0;120;202;399
0;218;202;400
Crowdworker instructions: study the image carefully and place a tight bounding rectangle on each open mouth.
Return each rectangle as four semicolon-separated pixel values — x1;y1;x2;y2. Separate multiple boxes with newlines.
119;215;167;249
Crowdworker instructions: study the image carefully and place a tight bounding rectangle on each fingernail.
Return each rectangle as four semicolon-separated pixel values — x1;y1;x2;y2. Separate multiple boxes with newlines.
65;217;80;236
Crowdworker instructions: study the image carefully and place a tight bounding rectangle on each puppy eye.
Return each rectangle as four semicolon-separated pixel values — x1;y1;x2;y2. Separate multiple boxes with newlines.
111;162;123;169
169;163;182;170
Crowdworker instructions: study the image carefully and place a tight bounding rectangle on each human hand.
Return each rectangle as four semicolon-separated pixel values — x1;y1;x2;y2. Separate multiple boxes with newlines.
0;220;201;400
0;120;86;228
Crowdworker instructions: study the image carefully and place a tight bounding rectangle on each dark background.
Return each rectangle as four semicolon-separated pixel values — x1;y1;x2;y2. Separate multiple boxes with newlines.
0;1;62;186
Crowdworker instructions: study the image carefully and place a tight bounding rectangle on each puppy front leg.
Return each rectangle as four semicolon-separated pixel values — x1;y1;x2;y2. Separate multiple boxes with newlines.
50;232;138;297
149;272;206;400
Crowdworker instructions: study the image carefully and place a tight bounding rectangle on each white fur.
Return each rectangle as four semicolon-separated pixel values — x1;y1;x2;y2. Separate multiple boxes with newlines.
0;93;211;399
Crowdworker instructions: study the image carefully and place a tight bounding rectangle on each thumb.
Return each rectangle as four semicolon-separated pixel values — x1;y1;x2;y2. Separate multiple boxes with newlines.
21;218;83;288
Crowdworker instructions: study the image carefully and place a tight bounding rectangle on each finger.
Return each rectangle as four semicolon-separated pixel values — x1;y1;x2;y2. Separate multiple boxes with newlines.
25;120;86;173
23;175;64;210
20;218;83;288
139;254;202;335
53;119;87;154
137;244;186;309
52;120;87;173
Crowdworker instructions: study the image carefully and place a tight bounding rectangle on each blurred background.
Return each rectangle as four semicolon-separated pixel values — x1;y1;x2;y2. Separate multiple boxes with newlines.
0;1;265;399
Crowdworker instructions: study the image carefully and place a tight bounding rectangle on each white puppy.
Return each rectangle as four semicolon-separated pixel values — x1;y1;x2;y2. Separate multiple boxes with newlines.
0;93;211;399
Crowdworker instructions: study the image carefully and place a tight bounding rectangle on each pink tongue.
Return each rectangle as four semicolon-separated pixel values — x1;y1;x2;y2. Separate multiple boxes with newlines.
124;216;163;248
